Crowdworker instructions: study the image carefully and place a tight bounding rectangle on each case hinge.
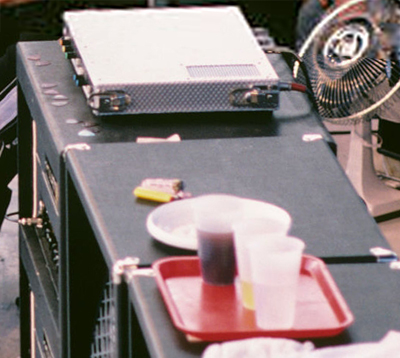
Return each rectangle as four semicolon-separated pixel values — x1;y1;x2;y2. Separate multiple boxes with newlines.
112;257;155;284
88;91;131;113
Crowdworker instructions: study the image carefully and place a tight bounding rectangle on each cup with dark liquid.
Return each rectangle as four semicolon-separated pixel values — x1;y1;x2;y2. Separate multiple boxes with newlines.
192;194;244;286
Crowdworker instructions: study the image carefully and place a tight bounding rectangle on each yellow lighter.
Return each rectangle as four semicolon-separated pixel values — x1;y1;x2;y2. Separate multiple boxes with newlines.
133;186;175;203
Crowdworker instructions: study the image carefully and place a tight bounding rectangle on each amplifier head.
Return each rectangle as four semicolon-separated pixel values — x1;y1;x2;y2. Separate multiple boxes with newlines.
62;6;280;116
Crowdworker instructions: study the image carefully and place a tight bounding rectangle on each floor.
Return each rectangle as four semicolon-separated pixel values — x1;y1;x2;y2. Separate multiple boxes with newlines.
0;176;19;358
330;121;400;257
0;128;400;358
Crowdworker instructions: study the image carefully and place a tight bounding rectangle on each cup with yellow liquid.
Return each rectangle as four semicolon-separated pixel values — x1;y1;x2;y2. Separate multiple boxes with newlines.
248;236;305;329
233;214;291;310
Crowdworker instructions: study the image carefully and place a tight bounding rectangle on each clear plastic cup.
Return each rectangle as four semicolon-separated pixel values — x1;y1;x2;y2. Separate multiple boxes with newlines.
233;215;291;310
192;194;244;286
247;236;305;330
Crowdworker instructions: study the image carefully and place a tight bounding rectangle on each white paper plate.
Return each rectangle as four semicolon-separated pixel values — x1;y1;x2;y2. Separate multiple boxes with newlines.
146;197;292;251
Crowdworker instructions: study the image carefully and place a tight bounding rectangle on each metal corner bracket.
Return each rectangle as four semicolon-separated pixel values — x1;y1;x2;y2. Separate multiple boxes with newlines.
61;143;91;160
112;257;155;284
302;133;324;142
370;246;398;263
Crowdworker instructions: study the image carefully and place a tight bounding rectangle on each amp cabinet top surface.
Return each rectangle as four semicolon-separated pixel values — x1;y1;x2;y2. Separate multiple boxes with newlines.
16;40;389;269
16;40;332;151
128;262;400;358
65;136;389;268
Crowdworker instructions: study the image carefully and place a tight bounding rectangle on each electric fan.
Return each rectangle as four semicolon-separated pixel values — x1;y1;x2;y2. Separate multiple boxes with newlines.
295;0;400;218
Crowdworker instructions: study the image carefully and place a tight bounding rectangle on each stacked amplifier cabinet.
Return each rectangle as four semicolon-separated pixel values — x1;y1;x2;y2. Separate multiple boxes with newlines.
16;5;331;358
17;47;149;358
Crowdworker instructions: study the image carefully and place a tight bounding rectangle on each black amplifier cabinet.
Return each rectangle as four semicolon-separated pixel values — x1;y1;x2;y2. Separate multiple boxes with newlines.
19;225;60;358
62;137;392;358
17;35;332;358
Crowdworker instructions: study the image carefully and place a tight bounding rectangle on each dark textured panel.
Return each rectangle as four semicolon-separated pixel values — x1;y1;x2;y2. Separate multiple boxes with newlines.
66;136;387;267
129;262;400;358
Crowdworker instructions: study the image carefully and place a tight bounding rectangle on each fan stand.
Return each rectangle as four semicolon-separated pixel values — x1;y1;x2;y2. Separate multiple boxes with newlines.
345;120;400;218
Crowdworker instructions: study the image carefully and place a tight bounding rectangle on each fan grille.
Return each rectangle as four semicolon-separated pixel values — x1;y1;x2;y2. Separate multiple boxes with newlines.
296;0;400;125
90;280;117;358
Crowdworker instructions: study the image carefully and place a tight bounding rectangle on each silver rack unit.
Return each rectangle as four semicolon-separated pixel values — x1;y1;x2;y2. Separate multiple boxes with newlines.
62;6;280;116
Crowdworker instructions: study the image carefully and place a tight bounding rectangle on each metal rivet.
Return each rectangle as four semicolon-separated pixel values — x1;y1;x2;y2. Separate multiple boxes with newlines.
302;134;323;142
27;55;41;61
41;83;57;89
43;89;59;95
53;94;69;100
78;129;96;137
390;261;400;270
83;121;98;128
66;118;80;125
51;100;69;107
35;61;51;67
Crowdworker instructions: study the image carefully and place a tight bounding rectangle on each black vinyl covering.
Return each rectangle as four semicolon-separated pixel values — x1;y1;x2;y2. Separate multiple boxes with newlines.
317;263;400;346
16;39;335;219
65;137;388;268
15;30;397;358
16;40;389;268
128;262;400;358
16;40;332;149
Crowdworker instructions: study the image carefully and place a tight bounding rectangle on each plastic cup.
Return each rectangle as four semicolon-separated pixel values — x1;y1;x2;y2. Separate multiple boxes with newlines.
248;236;305;330
233;215;291;310
192;194;244;286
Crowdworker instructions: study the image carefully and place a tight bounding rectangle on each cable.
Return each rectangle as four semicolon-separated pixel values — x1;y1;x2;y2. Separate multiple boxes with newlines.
5;211;19;224
0;78;17;100
262;46;303;64
262;45;319;110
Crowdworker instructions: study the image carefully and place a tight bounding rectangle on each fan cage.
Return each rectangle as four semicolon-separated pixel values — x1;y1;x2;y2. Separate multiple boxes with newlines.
90;280;117;358
295;0;400;125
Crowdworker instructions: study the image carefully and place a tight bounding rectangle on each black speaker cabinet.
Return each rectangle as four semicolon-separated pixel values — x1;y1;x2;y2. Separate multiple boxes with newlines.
16;32;365;358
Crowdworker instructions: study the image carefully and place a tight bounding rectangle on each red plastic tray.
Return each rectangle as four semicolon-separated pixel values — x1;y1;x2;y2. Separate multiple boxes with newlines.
152;255;354;341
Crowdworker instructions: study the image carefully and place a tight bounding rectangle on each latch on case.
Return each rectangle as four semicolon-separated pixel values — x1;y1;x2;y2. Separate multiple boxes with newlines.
229;86;279;109
88;91;131;113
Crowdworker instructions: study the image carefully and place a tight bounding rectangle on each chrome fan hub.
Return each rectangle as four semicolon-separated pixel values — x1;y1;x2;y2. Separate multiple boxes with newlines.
323;23;370;67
